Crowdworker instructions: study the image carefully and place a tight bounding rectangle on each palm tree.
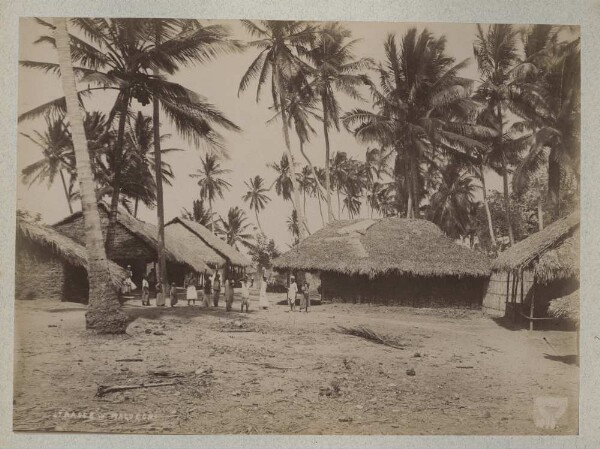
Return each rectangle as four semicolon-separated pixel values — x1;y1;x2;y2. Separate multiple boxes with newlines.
297;165;315;223
329;151;349;218
343;29;491;219
217;206;255;251
20;115;76;213
21;18;241;254
302;22;372;222
54;17;129;333
268;154;294;202
238;20;315;238
286;209;300;245
191;154;232;234
473;23;547;245
426;163;478;239
242;175;271;232
182;199;215;228
512;26;580;219
120;112;180;217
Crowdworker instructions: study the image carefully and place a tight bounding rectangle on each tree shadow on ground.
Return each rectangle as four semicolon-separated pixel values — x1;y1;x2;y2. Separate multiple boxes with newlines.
543;353;579;366
124;304;258;321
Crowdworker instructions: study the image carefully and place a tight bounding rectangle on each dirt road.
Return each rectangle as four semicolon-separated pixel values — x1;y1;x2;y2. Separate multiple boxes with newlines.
13;294;578;434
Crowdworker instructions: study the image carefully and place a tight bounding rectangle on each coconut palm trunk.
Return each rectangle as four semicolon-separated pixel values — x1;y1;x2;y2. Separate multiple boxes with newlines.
152;30;168;294
54;17;129;333
497;104;515;246
105;94;130;257
538;191;544;231
479;164;496;248
255;209;263;234
58;169;73;214
321;97;335;222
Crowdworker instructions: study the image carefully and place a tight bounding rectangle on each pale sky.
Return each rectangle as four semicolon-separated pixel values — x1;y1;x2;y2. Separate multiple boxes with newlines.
17;18;508;249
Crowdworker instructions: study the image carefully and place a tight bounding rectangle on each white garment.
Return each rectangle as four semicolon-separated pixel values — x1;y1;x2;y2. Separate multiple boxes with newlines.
241;282;250;299
186;284;198;300
287;282;298;300
142;279;149;289
259;280;268;308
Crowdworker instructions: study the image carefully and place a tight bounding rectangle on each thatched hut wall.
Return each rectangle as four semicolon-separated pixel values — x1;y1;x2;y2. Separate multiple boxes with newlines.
321;271;488;307
15;240;88;303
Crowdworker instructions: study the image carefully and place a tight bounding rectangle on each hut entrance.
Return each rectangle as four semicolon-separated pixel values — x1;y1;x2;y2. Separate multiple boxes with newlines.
63;264;89;304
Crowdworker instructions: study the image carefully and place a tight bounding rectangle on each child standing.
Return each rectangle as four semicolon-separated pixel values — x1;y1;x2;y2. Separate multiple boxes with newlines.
185;274;197;306
240;277;250;312
156;280;165;306
169;282;178;307
287;276;298;312
203;275;212;307
300;280;310;312
212;274;221;307
225;279;235;312
141;275;150;306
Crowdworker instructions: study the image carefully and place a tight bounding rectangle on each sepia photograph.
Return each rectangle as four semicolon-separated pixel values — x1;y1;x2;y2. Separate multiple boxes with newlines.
10;14;582;438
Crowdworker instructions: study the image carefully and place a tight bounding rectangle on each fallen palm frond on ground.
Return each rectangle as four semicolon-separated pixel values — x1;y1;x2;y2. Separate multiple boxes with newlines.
334;325;405;350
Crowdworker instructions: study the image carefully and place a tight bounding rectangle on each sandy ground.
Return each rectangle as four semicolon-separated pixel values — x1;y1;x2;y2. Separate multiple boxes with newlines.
13;292;578;435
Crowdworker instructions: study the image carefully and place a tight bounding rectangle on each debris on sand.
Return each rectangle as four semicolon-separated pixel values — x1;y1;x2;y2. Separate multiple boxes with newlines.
334;325;406;350
319;380;342;397
96;381;179;397
406;368;416;376
414;352;422;358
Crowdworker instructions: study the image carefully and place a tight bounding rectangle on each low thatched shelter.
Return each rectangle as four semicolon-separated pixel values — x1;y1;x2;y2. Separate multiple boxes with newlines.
53;203;209;287
273;218;491;306
165;217;252;281
482;211;579;327
15;217;127;303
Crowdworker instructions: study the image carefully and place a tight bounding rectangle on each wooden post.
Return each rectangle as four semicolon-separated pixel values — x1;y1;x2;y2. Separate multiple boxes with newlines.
529;279;536;332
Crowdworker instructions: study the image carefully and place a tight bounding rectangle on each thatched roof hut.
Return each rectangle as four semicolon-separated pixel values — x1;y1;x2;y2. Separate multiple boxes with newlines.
492;211;579;275
274;218;490;278
482;211;579;325
273;218;491;306
53;203;209;275
548;290;579;324
165;217;252;268
16;217;127;302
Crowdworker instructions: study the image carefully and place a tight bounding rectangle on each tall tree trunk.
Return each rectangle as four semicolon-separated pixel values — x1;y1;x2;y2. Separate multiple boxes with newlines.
105;93;130;257
55;17;129;333
316;193;325;227
321;95;335;222
134;197;139;218
255;209;263;234
209;197;214;234
497;104;515;246
501;155;515;245
479;165;496;249
59;169;73;214
548;153;561;218
276;70;308;239
152;80;168;295
538;191;544;231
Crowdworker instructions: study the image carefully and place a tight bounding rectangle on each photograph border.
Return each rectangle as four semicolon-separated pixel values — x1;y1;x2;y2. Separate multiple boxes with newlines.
1;0;599;448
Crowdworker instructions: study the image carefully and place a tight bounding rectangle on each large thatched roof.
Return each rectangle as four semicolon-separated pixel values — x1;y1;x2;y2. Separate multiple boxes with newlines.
164;220;226;268
272;217;491;278
492;211;579;280
16;218;127;288
165;217;252;268
53;203;210;273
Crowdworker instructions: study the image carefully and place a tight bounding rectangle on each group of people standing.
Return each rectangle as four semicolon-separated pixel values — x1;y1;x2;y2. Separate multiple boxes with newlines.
286;276;310;312
137;270;270;312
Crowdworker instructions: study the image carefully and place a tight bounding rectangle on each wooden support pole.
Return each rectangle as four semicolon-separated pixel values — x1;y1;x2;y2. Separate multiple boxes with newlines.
530;280;536;332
